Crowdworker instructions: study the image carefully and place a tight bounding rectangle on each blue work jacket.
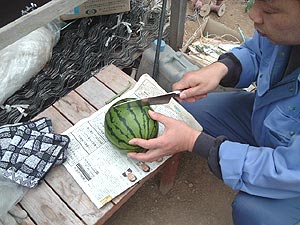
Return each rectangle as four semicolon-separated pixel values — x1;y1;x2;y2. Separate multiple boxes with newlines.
219;31;300;199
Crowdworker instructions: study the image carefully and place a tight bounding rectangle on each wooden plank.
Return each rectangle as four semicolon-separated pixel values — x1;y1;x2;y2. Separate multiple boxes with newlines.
35;106;72;133
35;94;115;225
15;205;36;225
54;91;97;124
21;216;36;225
20;182;84;225
0;0;88;51
75;77;116;109
18;107;74;225
45;166;114;225
94;65;135;94
159;153;181;194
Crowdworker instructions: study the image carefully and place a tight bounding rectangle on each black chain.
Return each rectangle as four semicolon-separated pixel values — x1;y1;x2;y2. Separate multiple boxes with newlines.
0;0;169;125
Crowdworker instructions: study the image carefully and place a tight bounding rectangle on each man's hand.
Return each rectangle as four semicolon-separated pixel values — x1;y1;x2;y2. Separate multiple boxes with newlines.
127;110;201;162
173;62;228;102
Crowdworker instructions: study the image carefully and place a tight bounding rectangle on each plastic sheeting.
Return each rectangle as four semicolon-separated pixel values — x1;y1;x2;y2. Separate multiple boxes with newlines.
0;20;60;105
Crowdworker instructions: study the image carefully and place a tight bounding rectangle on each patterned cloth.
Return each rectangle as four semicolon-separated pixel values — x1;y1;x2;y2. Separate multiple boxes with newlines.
0;117;70;188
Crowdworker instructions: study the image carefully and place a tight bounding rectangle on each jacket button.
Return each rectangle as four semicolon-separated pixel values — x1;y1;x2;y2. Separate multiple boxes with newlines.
290;131;295;136
288;106;296;111
289;86;294;92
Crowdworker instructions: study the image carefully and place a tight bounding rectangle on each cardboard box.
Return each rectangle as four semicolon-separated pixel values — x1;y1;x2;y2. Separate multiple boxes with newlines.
184;17;244;68
182;17;243;52
61;0;130;21
202;17;243;43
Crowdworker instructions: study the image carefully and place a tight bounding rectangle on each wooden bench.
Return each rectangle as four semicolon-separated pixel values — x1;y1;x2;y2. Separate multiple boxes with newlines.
19;64;180;225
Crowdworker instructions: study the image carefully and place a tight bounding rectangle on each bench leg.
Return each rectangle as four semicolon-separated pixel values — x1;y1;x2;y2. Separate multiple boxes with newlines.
159;153;181;194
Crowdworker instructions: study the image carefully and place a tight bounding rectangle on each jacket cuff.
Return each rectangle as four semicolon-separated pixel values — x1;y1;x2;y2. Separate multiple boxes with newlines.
218;52;242;87
192;132;215;158
192;133;228;179
207;136;228;179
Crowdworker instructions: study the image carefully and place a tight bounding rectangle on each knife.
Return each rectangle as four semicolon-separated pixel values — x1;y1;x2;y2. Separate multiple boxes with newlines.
113;90;181;108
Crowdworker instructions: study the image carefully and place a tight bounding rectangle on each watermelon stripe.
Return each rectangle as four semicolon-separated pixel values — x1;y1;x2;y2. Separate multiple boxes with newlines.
105;106;138;149
141;104;150;139
128;102;143;138
105;112;134;149
114;106;136;138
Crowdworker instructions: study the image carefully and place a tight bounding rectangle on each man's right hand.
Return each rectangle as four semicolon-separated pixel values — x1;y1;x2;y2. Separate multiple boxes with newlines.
173;62;228;102
127;110;201;162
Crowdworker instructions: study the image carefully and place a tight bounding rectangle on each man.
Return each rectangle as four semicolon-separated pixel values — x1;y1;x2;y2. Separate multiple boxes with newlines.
128;0;300;224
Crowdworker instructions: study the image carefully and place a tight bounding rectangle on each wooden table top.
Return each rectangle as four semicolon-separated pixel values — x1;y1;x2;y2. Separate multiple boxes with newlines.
19;64;179;225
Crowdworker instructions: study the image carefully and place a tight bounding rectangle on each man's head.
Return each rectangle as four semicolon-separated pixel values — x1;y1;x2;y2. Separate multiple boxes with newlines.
248;0;300;45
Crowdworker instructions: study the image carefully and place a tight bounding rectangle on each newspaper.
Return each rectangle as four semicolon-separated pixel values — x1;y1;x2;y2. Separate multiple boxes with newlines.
63;74;202;208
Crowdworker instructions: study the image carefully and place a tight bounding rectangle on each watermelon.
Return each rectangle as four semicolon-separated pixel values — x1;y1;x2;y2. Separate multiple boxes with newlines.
104;98;159;153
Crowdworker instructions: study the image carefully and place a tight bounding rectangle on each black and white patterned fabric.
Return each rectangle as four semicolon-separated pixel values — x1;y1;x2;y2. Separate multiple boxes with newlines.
0;117;70;188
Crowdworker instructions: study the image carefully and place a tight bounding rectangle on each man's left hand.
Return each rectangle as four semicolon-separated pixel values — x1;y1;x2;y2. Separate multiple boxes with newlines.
127;110;201;162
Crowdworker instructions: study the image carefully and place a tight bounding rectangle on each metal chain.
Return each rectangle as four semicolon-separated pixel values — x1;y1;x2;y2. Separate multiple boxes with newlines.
0;0;170;125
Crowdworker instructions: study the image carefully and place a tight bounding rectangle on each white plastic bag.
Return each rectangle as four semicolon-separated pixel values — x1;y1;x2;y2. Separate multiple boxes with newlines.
0;20;61;105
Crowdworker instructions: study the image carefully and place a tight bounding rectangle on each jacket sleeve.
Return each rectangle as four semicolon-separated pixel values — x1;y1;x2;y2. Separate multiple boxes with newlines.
229;31;262;88
219;135;300;199
218;52;242;87
192;132;227;179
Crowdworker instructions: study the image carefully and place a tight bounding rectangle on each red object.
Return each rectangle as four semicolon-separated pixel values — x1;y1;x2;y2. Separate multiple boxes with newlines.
192;0;204;10
216;0;224;5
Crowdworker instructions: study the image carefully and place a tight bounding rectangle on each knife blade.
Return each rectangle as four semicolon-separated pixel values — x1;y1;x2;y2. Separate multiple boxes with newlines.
113;90;181;108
